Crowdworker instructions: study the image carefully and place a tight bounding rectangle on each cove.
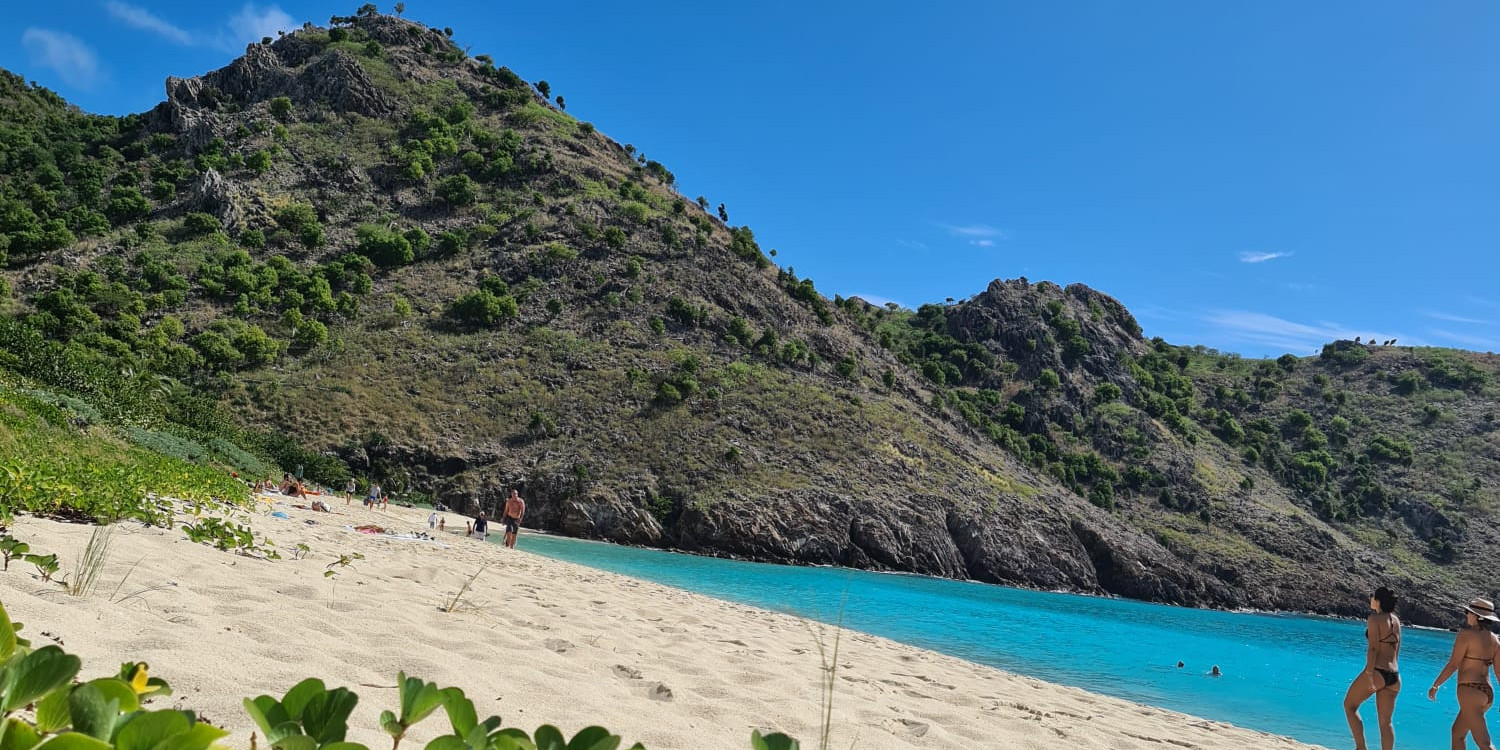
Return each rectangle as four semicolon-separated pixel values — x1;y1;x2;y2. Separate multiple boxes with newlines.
516;533;1465;750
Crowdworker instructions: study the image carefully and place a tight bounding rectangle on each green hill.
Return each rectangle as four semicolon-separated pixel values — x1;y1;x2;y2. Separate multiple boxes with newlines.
0;8;1496;626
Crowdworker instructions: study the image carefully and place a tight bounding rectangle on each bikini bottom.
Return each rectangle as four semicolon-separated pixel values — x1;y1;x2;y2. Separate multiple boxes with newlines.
1459;682;1494;707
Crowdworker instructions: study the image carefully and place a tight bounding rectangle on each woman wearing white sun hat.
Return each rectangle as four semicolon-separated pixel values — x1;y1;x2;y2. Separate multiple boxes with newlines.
1429;597;1500;750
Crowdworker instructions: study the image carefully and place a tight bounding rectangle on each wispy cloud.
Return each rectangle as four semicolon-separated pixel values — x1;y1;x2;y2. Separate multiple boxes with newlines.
894;239;929;251
1429;329;1500;352
1202;309;1413;354
105;1;193;45
20;29;100;89
1422;310;1493;326
103;2;292;51
849;294;905;310
225;3;294;46
1238;251;1292;264
937;223;1007;242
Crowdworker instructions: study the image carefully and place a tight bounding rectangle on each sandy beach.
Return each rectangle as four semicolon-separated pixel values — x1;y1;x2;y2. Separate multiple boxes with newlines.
0;497;1326;750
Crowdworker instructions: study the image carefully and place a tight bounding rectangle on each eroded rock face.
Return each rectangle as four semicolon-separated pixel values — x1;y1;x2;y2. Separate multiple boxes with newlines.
145;39;393;144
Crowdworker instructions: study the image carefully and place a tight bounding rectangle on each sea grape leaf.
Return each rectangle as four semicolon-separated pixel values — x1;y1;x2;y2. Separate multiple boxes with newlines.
0;604;17;662
112;710;190;750
2;646;81;712
32;733;112;750
422;736;465;750
532;726;565;750
81;679;138;713
243;698;303;745
489;732;535;750
750;731;800;750
270;735;316;750
0;717;42;750
155;722;227;750
439;688;477;736
397;674;443;726
301;687;358;744
280;679;326;722
34;686;71;734
564;727;617;750
65;684;117;741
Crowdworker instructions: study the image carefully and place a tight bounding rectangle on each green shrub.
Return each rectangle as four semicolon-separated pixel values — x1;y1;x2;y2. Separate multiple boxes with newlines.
447;290;518;327
355;224;414;267
437;174;477;207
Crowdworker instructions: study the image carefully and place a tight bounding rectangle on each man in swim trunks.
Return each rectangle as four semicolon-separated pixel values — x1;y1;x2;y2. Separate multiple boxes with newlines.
502;489;526;549
473;511;488;541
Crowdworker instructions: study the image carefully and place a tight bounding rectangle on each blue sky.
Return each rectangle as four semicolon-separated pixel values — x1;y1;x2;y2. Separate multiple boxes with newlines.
2;1;1497;357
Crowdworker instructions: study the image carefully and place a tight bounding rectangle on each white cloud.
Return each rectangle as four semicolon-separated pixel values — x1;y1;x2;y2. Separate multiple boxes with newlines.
1429;329;1500;352
1238;251;1292;264
20;28;100;89
969;239;995;247
105;1;194;45
937;223;1007;241
1422;310;1492;326
849;294;905;310
224;3;294;46
1202;309;1414;354
894;239;929;251
104;2;293;51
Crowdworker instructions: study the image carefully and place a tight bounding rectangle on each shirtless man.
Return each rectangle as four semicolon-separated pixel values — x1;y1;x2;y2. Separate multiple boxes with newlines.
502;489;526;549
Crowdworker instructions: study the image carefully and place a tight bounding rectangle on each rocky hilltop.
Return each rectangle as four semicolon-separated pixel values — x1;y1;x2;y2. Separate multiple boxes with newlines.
0;9;1496;627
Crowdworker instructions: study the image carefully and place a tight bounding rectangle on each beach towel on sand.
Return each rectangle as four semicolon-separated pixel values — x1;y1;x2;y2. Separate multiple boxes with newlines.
343;526;450;548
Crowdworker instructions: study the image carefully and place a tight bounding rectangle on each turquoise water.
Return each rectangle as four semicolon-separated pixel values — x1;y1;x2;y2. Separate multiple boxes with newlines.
515;533;1470;750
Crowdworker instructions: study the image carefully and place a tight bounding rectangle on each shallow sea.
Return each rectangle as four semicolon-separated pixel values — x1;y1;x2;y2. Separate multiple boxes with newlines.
513;533;1470;750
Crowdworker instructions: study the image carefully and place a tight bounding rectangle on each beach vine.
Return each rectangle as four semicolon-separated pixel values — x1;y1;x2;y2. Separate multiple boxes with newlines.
0;600;803;750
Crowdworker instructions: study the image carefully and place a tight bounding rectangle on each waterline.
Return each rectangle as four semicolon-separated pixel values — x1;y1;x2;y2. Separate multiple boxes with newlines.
516;533;1458;750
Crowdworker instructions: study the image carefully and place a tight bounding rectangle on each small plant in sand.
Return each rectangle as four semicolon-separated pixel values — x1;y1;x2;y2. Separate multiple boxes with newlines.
182;516;281;559
324;552;365;576
26;552;60;583
439;566;485;613
293;542;311;560
0;535;30;570
67;525;114;597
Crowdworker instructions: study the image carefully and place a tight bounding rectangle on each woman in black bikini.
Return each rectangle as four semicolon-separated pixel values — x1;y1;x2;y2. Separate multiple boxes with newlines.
1429;597;1500;750
1345;587;1401;750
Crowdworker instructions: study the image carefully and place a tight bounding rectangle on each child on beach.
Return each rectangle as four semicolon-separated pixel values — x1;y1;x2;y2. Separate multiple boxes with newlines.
474;512;488;541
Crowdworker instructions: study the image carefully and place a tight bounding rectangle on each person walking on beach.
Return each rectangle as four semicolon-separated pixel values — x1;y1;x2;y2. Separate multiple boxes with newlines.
1429;598;1500;750
502;488;526;549
366;482;381;509
1345;586;1401;750
473;511;488;541
344;477;356;505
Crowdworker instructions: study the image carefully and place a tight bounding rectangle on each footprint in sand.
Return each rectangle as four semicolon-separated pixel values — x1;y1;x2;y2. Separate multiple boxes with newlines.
543;638;573;653
884;718;929;737
612;665;642;680
646;682;673;701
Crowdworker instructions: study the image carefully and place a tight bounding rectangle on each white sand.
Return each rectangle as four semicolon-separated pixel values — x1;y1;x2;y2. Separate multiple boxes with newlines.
0;498;1327;750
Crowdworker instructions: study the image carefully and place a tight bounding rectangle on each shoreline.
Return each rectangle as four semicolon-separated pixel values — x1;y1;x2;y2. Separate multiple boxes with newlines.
518;528;1423;633
0;497;1328;750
